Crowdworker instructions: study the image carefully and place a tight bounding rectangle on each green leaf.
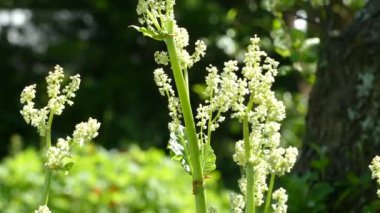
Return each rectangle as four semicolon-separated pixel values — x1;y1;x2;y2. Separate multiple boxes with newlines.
63;162;74;171
129;25;164;41
201;143;216;176
168;129;192;175
129;25;173;41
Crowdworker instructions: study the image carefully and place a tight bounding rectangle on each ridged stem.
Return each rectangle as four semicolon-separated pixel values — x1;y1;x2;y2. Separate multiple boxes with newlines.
41;112;54;205
164;20;207;213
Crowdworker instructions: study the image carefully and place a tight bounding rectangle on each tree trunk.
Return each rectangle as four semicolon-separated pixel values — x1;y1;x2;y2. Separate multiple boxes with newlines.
304;0;380;210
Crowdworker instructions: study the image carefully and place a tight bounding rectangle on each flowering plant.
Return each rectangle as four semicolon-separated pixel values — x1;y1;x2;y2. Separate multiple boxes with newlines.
20;65;101;212
132;0;298;213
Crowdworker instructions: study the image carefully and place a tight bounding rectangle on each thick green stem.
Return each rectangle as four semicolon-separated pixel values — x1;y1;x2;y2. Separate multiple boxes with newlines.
164;21;207;213
244;96;255;213
41;112;54;205
41;169;52;205
264;174;276;213
244;116;255;213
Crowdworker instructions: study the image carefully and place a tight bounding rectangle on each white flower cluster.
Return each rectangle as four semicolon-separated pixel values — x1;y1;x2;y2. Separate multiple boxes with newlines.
20;65;100;172
20;65;80;136
20;84;49;136
226;36;298;209
35;205;51;213
369;156;380;197
46;118;100;170
195;60;242;142
153;68;191;173
136;0;175;32
46;138;71;170
272;188;288;213
230;193;245;213
72;118;101;146
154;51;169;66
46;65;80;115
174;26;207;70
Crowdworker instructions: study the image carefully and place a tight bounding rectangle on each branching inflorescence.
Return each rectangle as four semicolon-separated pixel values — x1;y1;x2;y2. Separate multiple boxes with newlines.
20;65;100;212
132;1;298;212
370;156;380;198
229;37;298;213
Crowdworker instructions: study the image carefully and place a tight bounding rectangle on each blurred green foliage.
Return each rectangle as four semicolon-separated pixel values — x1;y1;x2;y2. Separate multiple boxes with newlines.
0;144;229;212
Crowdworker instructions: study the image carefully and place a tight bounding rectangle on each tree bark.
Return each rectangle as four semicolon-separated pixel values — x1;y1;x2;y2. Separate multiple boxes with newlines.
304;0;380;210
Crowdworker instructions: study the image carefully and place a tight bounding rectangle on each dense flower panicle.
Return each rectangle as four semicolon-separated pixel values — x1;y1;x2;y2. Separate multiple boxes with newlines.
153;68;182;122
20;84;36;104
195;61;242;138
272;188;288;213
228;36;297;210
154;68;174;96
136;0;174;31
238;176;247;196
204;65;220;97
20;84;47;133
196;104;210;129
35;205;51;213
175;27;189;48
153;66;189;172
173;26;207;70
230;193;245;213
46;66;81;115
154;51;169;66
45;118;100;170
190;40;207;66
62;74;81;106
46;138;71;170
233;140;246;166
72;118;101;146
46;65;64;99
20;65;81;136
370;155;380;197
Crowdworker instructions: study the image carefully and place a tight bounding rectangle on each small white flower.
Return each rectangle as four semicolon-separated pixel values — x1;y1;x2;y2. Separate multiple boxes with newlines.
46;66;81;115
20;65;82;135
230;193;245;213
370;156;380;184
20;84;36;104
35;205;51;213
136;0;175;32
154;51;169;66
272;188;288;213
189;40;207;67
175;27;189;48
72;118;101;146
233;140;246;166
196;104;210;129
46;65;64;99
266;147;298;176
153;68;174;96
46;138;71;170
369;155;380;198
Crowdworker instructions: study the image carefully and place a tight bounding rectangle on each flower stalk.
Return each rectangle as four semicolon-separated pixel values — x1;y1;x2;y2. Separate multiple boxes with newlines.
264;174;276;213
243;98;255;213
41;112;54;205
20;65;101;211
164;20;207;213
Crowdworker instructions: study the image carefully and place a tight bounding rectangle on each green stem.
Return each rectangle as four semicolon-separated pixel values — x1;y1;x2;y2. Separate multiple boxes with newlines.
184;69;189;95
264;174;276;213
244;117;255;213
164;21;207;213
41;112;54;205
244;96;255;213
